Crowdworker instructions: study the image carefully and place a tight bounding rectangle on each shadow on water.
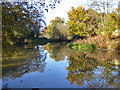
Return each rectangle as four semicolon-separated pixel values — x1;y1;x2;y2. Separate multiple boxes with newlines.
2;44;47;81
2;42;120;88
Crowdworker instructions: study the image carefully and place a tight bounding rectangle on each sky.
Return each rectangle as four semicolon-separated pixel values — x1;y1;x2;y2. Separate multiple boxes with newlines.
44;0;88;25
44;0;119;26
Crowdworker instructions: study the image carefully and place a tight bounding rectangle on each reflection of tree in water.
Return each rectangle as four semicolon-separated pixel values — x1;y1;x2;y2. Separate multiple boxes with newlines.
66;52;119;88
43;43;70;62
45;43;119;88
2;45;47;80
66;53;98;86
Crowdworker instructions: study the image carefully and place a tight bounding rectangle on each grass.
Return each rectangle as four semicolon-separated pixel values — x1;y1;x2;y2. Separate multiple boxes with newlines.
71;34;120;51
67;43;96;53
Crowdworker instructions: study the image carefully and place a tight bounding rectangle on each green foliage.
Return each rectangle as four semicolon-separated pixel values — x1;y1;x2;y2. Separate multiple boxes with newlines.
85;9;101;36
46;24;56;39
67;5;118;39
56;23;73;40
97;11;118;38
2;2;46;45
44;17;72;40
69;23;87;36
103;12;118;37
67;6;87;37
2;1;62;45
68;43;96;53
50;17;64;24
67;6;100;37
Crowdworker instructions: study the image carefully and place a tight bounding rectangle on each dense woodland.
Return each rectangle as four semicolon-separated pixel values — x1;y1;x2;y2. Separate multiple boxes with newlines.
2;0;120;50
43;0;119;50
44;1;119;39
2;0;61;45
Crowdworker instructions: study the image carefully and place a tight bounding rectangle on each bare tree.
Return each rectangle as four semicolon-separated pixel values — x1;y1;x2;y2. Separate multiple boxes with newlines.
86;0;118;28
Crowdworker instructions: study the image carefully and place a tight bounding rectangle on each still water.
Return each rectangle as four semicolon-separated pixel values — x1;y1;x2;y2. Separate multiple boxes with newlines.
2;42;120;88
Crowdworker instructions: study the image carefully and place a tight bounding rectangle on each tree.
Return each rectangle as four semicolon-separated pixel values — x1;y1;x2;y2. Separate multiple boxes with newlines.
2;2;34;45
67;6;100;37
2;0;62;45
67;6;87;37
87;0;117;14
97;11;118;38
44;17;70;40
87;0;118;29
66;50;119;87
84;8;101;36
50;17;65;24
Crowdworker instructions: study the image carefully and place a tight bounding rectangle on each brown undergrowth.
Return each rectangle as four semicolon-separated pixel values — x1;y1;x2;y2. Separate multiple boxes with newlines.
74;35;120;51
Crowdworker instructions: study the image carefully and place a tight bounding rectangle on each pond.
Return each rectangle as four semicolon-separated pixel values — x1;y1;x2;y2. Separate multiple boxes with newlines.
2;42;120;88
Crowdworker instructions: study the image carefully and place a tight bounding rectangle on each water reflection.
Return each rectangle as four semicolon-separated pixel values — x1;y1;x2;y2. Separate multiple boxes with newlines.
44;43;120;88
2;44;47;81
43;43;70;62
2;42;120;88
66;54;119;88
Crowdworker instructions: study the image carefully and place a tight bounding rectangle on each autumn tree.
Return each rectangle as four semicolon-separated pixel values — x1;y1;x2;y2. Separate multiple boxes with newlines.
45;17;65;39
97;11;118;38
66;51;119;87
67;6;87;37
87;0;118;36
44;17;71;40
2;2;33;45
67;6;100;37
2;1;62;45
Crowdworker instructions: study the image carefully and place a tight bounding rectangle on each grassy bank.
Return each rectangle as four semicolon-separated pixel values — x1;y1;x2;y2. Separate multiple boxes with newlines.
68;35;120;51
67;43;96;53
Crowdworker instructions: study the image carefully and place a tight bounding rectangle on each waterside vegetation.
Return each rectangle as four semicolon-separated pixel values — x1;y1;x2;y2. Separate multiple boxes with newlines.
2;1;120;52
42;1;119;51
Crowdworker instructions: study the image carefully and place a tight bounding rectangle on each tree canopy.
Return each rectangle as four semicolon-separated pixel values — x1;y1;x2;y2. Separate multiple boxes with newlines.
67;6;101;37
2;1;62;45
43;17;72;40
